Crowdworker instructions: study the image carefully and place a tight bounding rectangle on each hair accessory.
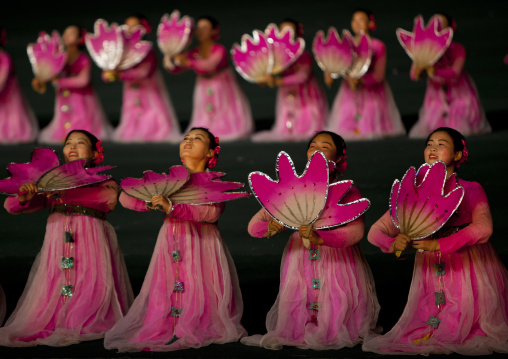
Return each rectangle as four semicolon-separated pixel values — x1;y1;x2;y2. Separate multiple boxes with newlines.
335;148;348;173
93;140;105;165
140;18;151;34
456;139;468;168
215;136;220;144
369;14;377;31
207;145;221;169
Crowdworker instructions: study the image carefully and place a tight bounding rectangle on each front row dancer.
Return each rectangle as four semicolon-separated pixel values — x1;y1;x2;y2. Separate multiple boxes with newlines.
242;131;380;349
363;127;508;355
0;130;133;347
104;127;246;352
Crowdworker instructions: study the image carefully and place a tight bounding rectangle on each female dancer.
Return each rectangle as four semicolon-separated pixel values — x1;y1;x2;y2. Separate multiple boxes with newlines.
36;26;112;144
253;19;328;142
0;130;133;347
242;131;380;349
0;27;38;144
364;127;508;355
167;16;253;141
104;127;246;352
104;15;180;143
408;14;491;138
325;9;405;140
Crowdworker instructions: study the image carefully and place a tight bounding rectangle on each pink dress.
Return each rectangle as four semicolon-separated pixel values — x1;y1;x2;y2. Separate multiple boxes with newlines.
113;49;180;143
170;44;253;141
363;180;508;355
39;52;112;144
104;193;246;352
0;50;38;144
409;42;491;138
253;51;328;142
0;180;133;347
241;186;380;350
326;38;405;140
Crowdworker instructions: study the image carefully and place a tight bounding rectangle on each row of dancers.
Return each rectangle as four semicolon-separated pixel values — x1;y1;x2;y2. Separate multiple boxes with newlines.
0;125;507;355
0;10;492;144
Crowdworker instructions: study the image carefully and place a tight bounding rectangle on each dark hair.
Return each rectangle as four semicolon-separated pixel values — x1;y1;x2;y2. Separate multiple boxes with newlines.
67;25;86;49
126;14;151;34
280;17;303;37
425;127;466;168
307;131;347;176
188;127;219;168
436;12;454;29
197;15;219;29
64;130;100;167
352;8;373;18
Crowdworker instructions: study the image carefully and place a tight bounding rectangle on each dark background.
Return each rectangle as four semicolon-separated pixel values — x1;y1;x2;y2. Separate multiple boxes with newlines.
1;1;508;358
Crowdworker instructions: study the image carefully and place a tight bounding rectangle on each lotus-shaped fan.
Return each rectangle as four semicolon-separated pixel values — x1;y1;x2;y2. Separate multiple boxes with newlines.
264;23;305;75
396;15;453;74
231;30;272;83
27;31;67;82
157;10;194;69
312;27;353;79
117;25;152;70
86;19;124;70
389;161;464;255
0;148;60;195
249;151;370;248
343;30;372;79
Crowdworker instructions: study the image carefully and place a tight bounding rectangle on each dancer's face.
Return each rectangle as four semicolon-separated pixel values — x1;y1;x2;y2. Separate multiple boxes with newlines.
63;132;94;163
195;19;217;42
280;22;297;36
307;133;339;162
180;129;214;165
63;26;80;47
351;11;370;35
424;131;461;169
124;17;141;35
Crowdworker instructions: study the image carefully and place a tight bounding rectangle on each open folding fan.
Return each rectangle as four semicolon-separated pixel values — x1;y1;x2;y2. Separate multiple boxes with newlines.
312;27;353;79
396;15;453;77
231;30;273;83
249;151;370;248
27;31;66;88
86;19;151;71
389;161;464;256
157;10;194;69
264;23;305;75
343;30;372;79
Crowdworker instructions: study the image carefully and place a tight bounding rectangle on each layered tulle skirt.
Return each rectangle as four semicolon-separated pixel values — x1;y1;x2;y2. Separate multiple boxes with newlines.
104;217;246;352
362;242;508;355
186;68;253;141
326;81;405;140
409;73;491;138
0;213;133;347
242;234;380;350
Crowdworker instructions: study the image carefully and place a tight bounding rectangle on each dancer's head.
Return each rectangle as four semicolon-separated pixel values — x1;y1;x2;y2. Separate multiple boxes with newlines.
196;16;220;42
307;131;347;174
435;12;456;32
63;25;86;48
351;8;376;35
124;14;151;35
180;127;220;172
63;130;104;167
424;127;467;175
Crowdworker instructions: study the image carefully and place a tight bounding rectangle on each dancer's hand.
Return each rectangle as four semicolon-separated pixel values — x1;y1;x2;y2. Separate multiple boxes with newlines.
18;183;37;203
151;195;172;213
389;233;411;253
264;219;285;238
299;225;323;245
324;72;334;87
412;239;439;252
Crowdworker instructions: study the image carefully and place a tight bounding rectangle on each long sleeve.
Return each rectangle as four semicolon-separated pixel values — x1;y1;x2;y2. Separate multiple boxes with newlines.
438;183;493;255
247;208;274;238
119;52;156;81
431;43;466;84
0;52;11;93
188;46;225;75
168;203;223;223
4;194;48;214
56;56;91;89
368;210;400;253
361;40;386;86
280;52;312;86
317;216;365;248
119;192;149;212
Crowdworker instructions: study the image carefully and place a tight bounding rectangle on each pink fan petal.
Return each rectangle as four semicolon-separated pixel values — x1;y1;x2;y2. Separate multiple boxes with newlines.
313;180;370;229
389;179;400;228
344;30;372;79
396;15;453;69
36;160;114;191
85;19;124;70
169;171;249;204
120;166;189;202
249;151;329;229
394;161;464;239
312;27;353;78
157;10;194;58
27;31;67;82
231;30;272;83
117;25;152;70
0;148;60;195
265;23;305;75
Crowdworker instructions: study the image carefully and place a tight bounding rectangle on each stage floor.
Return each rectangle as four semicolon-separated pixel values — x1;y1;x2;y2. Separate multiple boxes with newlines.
1;130;507;358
